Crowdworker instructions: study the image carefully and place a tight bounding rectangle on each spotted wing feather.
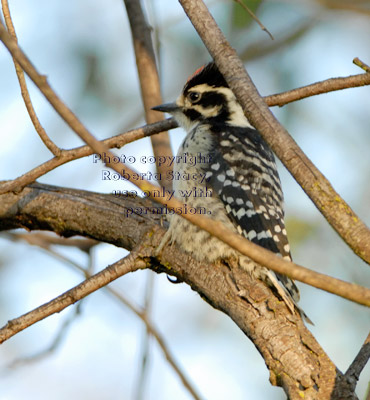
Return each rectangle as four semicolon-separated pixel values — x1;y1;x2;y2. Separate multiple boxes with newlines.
206;125;300;302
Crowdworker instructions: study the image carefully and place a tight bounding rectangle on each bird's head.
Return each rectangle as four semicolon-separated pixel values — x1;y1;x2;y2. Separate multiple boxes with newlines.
153;62;252;131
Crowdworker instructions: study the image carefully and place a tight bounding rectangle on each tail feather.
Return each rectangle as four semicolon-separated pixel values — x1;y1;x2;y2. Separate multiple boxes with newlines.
266;270;313;325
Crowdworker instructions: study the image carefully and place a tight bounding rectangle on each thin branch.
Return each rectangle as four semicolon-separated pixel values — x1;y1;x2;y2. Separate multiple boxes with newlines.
134;271;155;400
1;0;61;156
4;232;91;275
233;0;274;40
9;304;82;367
107;286;203;400
0;20;369;306
0;251;147;343
331;331;370;398
353;57;370;74
6;231;98;253
265;72;370;107
179;0;370;266
0;118;177;195
345;332;370;385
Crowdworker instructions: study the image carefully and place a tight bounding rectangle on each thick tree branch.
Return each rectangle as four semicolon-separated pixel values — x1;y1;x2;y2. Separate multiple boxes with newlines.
1;183;369;308
0;183;369;304
179;0;370;267
0;183;348;399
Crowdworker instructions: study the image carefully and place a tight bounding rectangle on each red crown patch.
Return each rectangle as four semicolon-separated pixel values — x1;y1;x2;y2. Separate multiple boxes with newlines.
186;64;206;83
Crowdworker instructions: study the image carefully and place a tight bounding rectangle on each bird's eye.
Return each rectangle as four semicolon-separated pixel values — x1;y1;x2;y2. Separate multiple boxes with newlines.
188;91;201;104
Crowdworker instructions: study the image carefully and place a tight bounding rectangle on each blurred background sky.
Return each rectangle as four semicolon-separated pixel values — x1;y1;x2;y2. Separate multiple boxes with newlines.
0;0;369;399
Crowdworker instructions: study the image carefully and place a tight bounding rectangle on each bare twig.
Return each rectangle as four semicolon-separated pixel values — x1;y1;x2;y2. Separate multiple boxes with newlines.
353;57;370;74
0;251;147;344
6;231;98;252
233;0;273;40
1;0;61;156
332;331;370;398
9;304;82;367
265;72;370;107
345;332;370;385
107;286;203;400
0;118;177;195
4;232;92;275
0;20;369;306
134;271;155;400
179;0;370;266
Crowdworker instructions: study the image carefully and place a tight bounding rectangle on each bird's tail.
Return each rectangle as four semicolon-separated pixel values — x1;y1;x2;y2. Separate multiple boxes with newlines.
266;270;314;325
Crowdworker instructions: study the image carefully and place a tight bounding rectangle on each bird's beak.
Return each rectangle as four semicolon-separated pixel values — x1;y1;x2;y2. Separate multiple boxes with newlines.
152;102;181;114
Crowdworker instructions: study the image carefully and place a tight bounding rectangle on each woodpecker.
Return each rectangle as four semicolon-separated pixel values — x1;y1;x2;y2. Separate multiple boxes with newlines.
153;62;310;323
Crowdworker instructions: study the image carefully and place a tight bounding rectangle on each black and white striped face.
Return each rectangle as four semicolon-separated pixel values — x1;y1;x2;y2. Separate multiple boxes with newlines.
176;83;253;131
156;63;253;133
